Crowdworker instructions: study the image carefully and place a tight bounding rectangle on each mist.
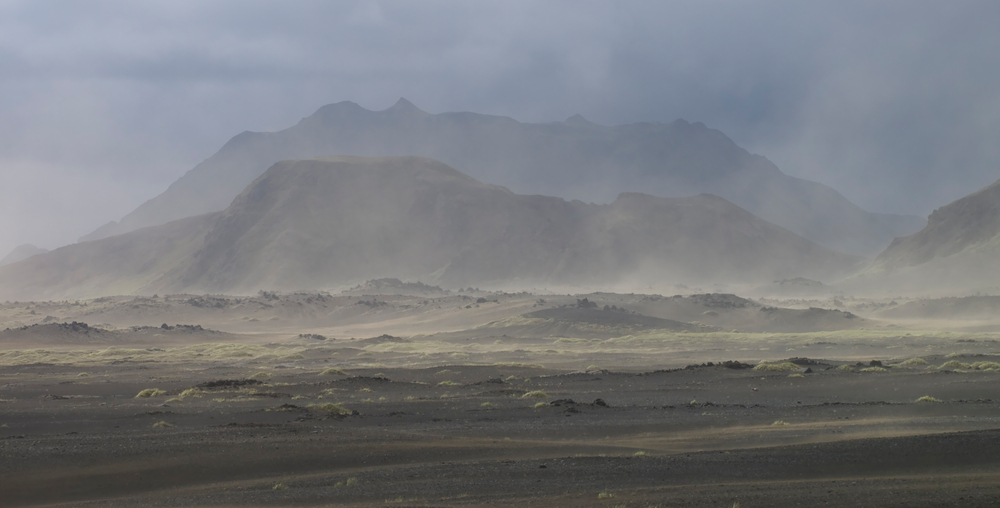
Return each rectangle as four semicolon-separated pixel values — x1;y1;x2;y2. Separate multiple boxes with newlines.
6;4;1000;502
2;1;1000;258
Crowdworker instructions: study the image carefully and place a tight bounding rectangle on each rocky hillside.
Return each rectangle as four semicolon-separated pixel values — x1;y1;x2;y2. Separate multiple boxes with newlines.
873;178;1000;269
852;177;1000;293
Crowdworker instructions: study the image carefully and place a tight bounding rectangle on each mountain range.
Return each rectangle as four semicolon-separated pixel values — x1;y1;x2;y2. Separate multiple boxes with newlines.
0;156;862;300
80;99;924;256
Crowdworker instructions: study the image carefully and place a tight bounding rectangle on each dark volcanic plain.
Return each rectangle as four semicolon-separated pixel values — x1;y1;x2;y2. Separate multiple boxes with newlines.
4;287;1000;507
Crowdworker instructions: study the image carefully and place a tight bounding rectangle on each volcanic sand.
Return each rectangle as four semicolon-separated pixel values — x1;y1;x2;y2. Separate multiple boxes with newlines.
3;289;1000;506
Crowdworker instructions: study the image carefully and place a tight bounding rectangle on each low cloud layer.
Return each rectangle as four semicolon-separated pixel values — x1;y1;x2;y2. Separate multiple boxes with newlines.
1;1;998;256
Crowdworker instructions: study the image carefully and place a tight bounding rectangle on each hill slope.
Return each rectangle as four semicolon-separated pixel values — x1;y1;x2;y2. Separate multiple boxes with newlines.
874;178;1000;268
854;177;1000;292
1;157;861;300
81;99;923;256
0;244;48;267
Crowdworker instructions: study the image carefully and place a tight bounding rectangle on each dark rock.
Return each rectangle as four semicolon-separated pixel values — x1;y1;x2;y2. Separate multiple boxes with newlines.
197;379;263;389
298;333;328;340
721;360;752;369
550;399;576;406
788;357;825;366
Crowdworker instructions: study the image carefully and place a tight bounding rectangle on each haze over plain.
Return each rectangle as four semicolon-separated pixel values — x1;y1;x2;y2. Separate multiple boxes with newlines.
6;4;1000;507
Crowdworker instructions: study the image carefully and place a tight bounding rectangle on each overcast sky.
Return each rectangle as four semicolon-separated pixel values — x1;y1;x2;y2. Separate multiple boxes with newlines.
1;0;999;256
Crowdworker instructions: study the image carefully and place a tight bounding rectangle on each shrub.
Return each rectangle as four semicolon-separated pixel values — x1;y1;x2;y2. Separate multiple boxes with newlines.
938;360;971;370
916;396;941;403
860;366;887;372
522;390;549;399
320;368;346;376
437;380;461;386
836;364;854;371
533;402;547;408
136;388;166;398
772;420;789;426
480;402;494;408
753;362;799;372
307;403;351;415
971;361;1000;371
598;490;614;499
272;483;287;491
152;421;174;428
177;388;202;399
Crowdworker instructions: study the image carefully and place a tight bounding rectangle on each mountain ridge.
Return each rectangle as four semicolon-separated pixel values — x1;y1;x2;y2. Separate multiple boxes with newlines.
847;176;1000;293
79;99;924;255
5;156;863;300
873;177;1000;269
0;244;49;267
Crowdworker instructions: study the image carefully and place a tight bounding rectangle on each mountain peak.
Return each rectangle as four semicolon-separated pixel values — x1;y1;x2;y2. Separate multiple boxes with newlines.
306;101;369;124
384;97;426;115
565;114;591;125
315;100;365;114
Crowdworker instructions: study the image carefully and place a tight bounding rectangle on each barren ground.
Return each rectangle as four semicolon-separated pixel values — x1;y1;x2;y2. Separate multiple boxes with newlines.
3;288;1000;507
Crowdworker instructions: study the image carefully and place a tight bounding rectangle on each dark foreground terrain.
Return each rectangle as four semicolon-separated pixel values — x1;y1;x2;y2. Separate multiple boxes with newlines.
5;354;1000;507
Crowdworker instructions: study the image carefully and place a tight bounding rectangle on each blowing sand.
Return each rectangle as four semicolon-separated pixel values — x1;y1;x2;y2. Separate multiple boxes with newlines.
3;289;1000;507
